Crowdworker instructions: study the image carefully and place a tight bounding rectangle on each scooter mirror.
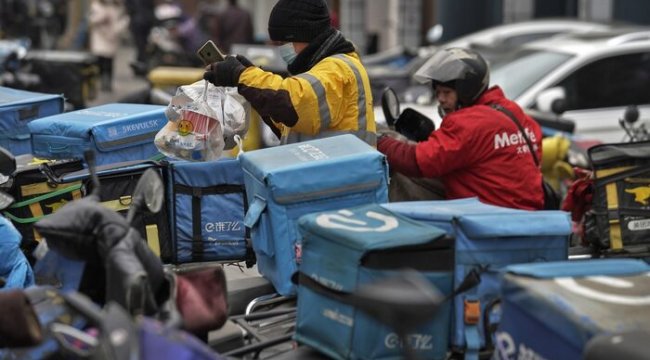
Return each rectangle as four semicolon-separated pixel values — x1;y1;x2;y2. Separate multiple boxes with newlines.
426;24;444;44
0;146;16;177
126;168;164;224
381;87;400;128
624;105;639;124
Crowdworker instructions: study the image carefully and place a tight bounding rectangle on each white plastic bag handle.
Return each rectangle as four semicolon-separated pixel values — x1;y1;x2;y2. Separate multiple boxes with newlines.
234;134;245;158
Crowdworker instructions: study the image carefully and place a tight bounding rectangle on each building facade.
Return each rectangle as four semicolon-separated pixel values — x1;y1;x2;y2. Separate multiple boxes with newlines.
238;0;650;54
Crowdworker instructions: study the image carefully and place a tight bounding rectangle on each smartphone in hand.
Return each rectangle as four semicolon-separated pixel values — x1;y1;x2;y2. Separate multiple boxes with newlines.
197;40;226;65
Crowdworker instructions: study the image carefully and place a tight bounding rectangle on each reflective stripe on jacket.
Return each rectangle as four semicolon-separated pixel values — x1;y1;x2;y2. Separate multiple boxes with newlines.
237;52;376;146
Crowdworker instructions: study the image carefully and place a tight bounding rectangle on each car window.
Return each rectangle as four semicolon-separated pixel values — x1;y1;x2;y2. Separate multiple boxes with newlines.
557;52;650;110
491;49;573;100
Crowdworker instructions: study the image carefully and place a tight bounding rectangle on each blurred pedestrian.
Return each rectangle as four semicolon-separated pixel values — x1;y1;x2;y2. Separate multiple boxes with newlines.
88;0;129;92
57;0;90;50
214;0;254;53
124;0;155;76
170;1;210;56
203;0;377;146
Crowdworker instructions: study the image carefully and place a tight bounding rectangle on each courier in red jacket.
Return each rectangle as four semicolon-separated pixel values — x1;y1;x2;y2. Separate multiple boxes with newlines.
378;48;544;210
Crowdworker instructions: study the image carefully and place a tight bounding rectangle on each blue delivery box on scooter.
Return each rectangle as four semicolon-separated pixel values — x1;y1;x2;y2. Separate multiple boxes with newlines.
295;203;454;360
27;103;166;165
0;86;64;155
166;158;251;264
495;259;650;360
239;135;389;296
384;198;572;359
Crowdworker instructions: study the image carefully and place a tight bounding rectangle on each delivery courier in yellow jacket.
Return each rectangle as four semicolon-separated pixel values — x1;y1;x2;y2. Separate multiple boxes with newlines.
203;0;376;147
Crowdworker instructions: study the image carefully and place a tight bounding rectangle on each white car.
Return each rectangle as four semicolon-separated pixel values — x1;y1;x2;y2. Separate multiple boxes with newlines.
377;27;650;144
367;19;613;102
490;28;650;143
443;18;612;54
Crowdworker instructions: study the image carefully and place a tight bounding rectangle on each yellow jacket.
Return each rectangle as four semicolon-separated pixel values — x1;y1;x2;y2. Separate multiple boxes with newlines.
237;52;376;145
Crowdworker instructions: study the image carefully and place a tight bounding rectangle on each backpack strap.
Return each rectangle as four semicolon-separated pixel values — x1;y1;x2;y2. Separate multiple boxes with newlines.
173;183;249;263
463;296;481;360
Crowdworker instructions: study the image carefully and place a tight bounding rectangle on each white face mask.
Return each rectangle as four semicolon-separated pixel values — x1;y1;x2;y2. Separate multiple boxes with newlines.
278;43;298;65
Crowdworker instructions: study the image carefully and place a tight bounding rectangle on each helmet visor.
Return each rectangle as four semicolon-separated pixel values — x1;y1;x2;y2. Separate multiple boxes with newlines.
413;48;475;84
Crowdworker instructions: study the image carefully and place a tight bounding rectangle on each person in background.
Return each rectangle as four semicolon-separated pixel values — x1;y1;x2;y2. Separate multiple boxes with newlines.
214;0;254;53
88;0;129;92
203;0;376;146
377;47;544;210
328;0;340;29
57;0;90;50
170;1;210;56
124;0;155;76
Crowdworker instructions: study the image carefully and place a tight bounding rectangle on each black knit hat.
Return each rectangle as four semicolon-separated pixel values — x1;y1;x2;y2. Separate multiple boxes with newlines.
268;0;332;43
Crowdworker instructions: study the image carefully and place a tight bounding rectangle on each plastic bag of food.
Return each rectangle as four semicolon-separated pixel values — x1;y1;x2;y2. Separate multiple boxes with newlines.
155;81;250;161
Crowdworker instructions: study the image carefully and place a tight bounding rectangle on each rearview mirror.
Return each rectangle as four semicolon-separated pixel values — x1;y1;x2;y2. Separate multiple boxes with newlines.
381;87;401;128
623;105;639;124
536;87;566;115
126;168;164;224
426;24;444;44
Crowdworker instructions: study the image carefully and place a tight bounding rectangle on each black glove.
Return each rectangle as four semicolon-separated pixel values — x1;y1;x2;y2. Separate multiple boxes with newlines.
235;54;254;68
203;55;247;87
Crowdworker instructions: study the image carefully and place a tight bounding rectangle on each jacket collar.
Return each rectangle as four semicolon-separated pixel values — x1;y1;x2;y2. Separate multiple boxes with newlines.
474;86;506;106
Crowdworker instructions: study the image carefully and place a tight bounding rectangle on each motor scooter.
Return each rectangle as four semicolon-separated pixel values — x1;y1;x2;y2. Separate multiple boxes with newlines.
133;1;206;76
565;105;650;258
0;283;226;360
220;270;447;360
0;149;232;358
0;38;42;90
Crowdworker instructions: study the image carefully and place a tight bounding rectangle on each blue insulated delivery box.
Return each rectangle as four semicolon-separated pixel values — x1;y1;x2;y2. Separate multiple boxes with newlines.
167;158;251;264
0;86;64;155
384;198;572;358
295;204;454;360
494;259;650;360
27;103;166;165
60;160;173;263
239;135;389;296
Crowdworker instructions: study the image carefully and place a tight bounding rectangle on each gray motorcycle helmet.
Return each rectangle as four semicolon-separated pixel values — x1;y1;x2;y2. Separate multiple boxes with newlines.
414;47;490;107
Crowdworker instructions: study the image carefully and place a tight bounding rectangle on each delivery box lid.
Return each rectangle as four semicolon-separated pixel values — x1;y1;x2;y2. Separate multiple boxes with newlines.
239;135;387;204
299;203;448;252
28;103;166;152
384;197;572;238
0;86;63;107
